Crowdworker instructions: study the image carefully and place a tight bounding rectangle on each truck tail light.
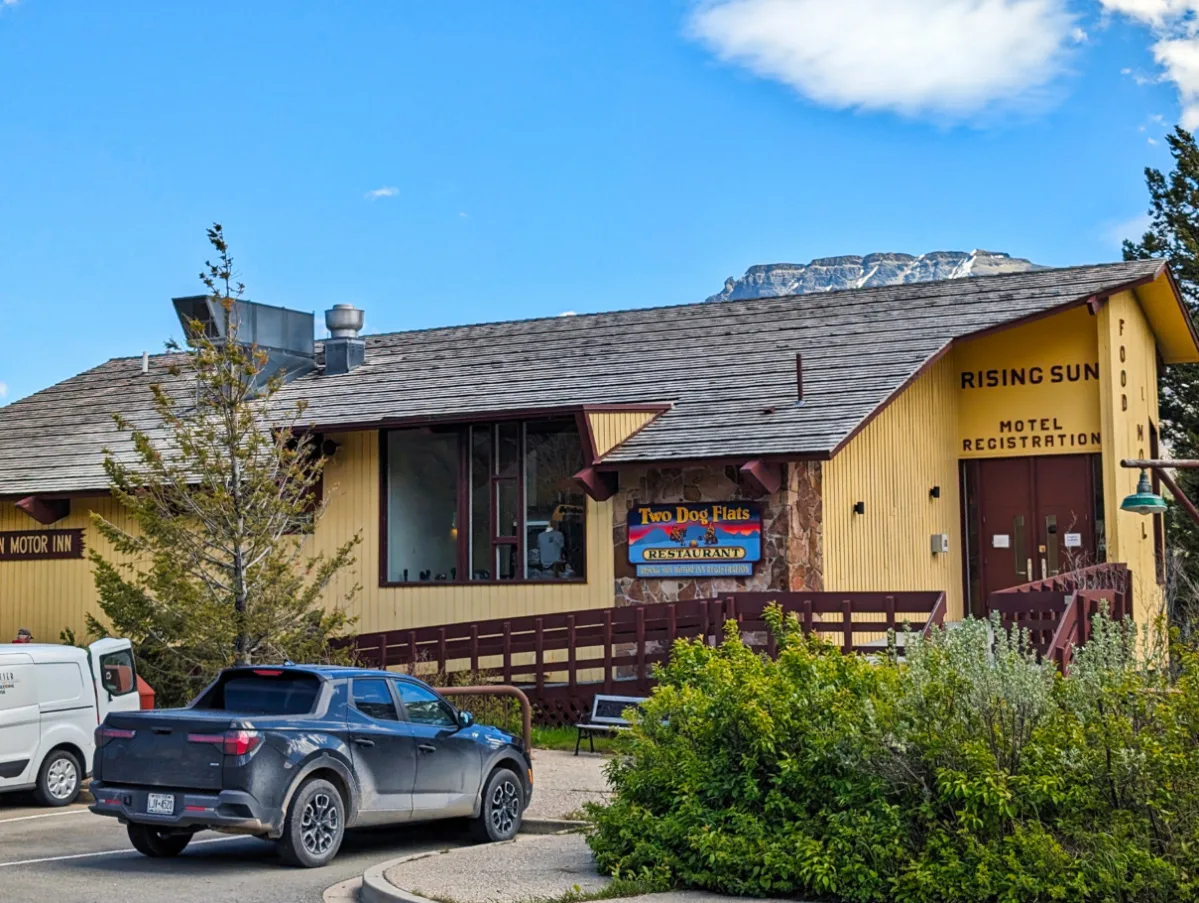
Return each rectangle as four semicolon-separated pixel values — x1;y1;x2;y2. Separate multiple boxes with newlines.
222;730;263;757
186;730;263;757
95;726;135;747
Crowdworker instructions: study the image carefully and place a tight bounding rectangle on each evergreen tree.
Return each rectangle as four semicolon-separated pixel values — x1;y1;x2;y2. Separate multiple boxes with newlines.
88;224;360;705
1124;126;1199;635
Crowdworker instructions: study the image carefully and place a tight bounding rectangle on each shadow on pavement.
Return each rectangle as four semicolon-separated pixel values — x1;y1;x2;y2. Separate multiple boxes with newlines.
62;820;469;875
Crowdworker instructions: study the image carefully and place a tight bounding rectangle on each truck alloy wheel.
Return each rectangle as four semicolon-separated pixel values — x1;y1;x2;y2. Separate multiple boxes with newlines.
473;767;524;842
277;778;345;868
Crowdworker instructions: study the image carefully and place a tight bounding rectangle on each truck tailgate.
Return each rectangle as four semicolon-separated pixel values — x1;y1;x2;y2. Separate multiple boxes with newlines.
98;710;234;790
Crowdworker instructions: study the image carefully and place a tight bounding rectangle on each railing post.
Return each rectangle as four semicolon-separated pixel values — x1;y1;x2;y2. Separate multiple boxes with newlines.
408;630;417;675
502;621;512;684
470;624;479;674
438;627;447;676
535;618;545;695
841;599;853;654
701;600;711;647
568;614;577;689
667;603;677;646
802;598;813;636
636;606;647;686
603;609;613;694
379;633;389;669
885;595;896;634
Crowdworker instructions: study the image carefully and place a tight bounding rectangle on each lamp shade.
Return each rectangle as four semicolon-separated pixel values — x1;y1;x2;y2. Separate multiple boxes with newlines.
1121;469;1168;515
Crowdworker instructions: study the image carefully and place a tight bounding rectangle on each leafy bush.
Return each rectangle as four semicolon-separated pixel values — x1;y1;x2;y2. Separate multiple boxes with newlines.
586;608;1199;902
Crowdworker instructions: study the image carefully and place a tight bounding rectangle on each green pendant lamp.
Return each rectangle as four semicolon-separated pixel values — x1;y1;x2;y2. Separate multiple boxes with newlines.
1121;469;1168;515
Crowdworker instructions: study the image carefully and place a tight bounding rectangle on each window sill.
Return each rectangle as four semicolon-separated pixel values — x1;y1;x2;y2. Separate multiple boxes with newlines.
379;578;588;588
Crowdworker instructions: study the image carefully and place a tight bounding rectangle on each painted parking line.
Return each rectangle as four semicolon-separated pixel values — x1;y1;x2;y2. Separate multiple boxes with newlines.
0;836;241;868
0;808;89;824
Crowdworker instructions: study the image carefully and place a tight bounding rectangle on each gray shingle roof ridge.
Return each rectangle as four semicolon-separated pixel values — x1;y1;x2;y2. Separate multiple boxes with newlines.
350;259;1160;346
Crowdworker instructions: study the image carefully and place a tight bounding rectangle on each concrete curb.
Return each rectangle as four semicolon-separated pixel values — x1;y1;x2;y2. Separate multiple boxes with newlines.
359;822;588;903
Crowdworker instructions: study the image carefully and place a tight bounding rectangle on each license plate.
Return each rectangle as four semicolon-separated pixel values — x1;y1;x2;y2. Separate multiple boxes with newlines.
146;793;175;816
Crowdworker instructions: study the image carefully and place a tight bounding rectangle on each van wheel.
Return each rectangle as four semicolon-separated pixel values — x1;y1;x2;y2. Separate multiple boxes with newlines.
33;749;81;807
471;767;524;843
127;823;193;857
277;778;345;868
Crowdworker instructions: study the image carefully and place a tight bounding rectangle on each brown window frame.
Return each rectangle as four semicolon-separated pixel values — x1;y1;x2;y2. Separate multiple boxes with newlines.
378;419;587;588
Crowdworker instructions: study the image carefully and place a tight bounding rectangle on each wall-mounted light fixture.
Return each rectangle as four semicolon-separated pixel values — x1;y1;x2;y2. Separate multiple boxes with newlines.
853;501;865;515
929;485;941;499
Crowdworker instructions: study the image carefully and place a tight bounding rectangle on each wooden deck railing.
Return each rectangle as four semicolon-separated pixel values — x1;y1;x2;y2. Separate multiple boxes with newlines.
343;591;946;722
986;563;1133;662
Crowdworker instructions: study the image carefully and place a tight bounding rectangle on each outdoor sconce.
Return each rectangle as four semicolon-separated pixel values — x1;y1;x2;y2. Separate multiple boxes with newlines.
853;501;865;515
929;486;941;499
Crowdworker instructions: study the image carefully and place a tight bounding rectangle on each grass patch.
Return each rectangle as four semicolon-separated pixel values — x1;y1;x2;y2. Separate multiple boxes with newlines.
531;725;618;753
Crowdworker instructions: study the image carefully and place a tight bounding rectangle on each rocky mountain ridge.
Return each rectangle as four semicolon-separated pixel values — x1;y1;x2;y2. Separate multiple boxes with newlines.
706;250;1043;302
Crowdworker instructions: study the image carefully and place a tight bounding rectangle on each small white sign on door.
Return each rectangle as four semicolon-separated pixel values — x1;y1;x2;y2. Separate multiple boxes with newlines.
1064;532;1082;548
992;534;1011;549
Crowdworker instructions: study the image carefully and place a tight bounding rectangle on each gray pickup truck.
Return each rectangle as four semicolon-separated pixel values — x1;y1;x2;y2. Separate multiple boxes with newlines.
89;665;532;867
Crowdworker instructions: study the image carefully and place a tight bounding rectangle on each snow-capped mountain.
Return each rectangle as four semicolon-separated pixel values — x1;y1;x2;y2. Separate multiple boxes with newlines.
705;250;1043;302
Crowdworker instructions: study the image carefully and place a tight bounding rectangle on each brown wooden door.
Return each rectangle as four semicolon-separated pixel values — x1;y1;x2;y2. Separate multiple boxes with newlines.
968;454;1097;605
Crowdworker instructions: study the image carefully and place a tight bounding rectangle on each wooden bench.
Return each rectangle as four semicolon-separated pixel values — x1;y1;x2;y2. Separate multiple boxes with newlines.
575;694;646;755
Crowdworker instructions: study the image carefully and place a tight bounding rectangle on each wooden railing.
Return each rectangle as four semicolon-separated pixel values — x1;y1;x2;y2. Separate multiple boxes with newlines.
344;591;946;722
986;563;1133;662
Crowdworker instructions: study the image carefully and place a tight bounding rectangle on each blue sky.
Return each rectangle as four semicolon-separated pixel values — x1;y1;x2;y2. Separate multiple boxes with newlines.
0;0;1195;403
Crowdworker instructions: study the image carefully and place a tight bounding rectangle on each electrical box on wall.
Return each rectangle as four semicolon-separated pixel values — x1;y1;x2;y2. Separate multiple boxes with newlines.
931;533;949;555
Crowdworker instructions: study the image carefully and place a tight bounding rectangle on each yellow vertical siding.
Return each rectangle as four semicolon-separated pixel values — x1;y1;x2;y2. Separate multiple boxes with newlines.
0;496;135;644
823;355;965;619
300;431;616;634
0;429;616;643
588;411;659;458
1098;290;1165;629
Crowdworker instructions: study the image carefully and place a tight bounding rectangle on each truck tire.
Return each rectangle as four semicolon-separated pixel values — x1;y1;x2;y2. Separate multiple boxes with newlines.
33;748;81;807
276;778;345;868
127;823;193;858
471;767;524;843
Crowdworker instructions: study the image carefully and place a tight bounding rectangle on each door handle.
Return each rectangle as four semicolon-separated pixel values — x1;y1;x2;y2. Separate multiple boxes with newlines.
418;743;437;754
352;737;375;748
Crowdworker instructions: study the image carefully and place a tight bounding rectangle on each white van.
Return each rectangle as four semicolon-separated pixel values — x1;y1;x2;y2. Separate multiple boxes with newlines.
0;639;141;806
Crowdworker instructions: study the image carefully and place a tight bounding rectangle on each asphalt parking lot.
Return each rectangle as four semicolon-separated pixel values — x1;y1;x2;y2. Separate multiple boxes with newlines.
0;794;466;903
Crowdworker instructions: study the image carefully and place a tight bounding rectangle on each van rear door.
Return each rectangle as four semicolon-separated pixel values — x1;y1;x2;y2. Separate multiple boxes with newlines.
88;638;140;719
0;651;38;789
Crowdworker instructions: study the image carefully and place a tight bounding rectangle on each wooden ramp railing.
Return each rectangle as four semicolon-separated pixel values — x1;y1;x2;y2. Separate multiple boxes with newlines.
986;563;1133;662
344;591;947;724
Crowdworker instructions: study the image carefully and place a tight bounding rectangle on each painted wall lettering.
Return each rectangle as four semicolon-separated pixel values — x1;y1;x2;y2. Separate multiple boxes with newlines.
0;529;85;561
955;306;1105;460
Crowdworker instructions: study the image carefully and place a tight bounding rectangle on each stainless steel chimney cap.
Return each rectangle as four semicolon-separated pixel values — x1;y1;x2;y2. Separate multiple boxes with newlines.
325;304;364;338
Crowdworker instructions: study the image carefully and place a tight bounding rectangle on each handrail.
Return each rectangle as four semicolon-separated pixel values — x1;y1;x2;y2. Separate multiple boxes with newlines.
441;684;533;753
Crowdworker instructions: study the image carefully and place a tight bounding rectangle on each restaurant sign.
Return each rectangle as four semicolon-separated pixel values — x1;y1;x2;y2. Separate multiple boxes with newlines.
0;529;85;561
628;503;761;578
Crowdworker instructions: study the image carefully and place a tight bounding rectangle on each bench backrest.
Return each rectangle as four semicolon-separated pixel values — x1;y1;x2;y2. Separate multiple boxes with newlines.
590;694;646;725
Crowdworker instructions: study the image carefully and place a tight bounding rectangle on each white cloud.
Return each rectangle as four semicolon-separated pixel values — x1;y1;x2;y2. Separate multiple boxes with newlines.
0;382;7;400
1072;26;1090;42
1105;211;1152;247
458;212;469;218
558;311;578;317
364;186;398;200
1149;135;1160;143
686;0;1079;118
1099;1;1199;127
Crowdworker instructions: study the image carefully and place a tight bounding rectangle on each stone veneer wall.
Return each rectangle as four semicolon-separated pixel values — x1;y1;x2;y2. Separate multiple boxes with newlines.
612;462;822;606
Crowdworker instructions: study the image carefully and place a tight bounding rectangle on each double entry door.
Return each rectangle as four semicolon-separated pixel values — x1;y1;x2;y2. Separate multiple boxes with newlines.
964;454;1099;614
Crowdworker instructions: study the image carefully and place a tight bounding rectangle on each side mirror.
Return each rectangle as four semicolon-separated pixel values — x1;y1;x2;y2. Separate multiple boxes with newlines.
459;711;474;729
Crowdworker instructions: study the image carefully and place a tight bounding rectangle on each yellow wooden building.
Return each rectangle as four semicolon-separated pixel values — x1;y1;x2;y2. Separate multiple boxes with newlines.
0;260;1195;644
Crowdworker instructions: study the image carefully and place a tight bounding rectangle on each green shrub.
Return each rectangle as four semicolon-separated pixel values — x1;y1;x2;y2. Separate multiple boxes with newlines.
586;607;1199;902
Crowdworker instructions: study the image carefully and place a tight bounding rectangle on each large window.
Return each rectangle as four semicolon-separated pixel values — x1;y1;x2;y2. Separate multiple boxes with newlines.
384;418;587;584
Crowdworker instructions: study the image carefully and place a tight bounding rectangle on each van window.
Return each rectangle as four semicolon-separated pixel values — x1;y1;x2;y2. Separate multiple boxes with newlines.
37;663;85;707
99;649;137;697
193;671;321;715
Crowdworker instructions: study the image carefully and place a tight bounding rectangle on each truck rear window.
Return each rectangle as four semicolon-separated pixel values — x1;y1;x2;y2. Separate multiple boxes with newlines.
194;671;321;715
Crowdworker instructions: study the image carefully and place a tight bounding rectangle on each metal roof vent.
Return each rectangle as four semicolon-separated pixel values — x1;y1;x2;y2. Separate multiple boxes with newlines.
324;304;365;375
172;295;316;385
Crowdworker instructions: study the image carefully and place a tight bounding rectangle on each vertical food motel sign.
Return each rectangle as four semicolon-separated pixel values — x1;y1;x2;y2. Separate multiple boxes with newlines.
628;503;761;577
